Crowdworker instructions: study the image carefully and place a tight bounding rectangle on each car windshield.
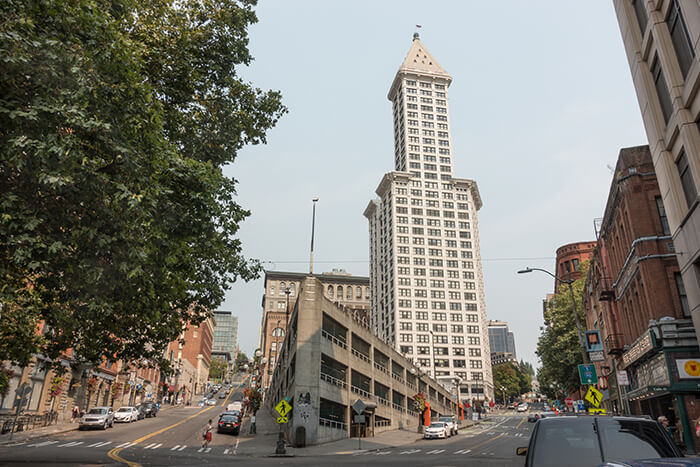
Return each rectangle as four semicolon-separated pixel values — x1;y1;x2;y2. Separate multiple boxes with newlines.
88;408;107;414
597;418;679;461
221;416;238;422
532;419;602;467
428;423;444;428
117;407;132;412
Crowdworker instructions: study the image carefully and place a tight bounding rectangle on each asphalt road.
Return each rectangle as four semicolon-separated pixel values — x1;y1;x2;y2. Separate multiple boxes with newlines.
0;384;530;467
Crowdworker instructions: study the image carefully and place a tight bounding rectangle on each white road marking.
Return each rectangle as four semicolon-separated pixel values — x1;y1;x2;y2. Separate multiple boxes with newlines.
87;442;103;447
376;451;391;455
96;441;112;447
455;449;472;454
171;445;180;451
29;441;59;447
400;449;421;454
233;438;239;455
144;443;156;449
177;445;187;451
152;443;162;449
426;449;445;454
116;442;130;448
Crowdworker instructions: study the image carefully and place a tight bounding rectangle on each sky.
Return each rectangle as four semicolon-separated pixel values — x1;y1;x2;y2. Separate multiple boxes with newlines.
219;1;648;369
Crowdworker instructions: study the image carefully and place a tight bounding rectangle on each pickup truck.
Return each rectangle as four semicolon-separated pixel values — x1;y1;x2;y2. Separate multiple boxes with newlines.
438;415;458;436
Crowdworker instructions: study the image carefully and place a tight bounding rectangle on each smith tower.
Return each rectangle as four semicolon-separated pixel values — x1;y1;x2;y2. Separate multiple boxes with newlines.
364;34;493;401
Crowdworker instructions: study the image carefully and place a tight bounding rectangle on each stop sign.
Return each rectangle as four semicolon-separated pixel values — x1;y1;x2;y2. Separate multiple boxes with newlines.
565;397;573;406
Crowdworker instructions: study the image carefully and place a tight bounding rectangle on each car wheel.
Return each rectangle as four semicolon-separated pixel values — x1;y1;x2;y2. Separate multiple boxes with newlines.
102;421;108;430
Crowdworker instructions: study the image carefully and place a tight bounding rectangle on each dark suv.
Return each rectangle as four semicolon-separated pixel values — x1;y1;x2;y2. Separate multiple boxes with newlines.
140;401;158;418
517;415;683;466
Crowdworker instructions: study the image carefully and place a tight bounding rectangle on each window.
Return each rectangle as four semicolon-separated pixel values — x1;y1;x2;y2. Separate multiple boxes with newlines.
272;327;285;337
400;346;413;355
667;0;695;78
633;0;647;34
675;272;690;316
651;55;673;124
655;196;671;235
676;149;697;208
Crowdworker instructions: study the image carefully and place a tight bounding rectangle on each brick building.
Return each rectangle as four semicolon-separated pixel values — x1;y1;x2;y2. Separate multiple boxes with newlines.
583;145;699;453
164;317;215;403
555;241;596;289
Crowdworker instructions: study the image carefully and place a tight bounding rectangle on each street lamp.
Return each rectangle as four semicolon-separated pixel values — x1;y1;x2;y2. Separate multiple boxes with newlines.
284;286;291;323
500;385;507;407
309;197;319;275
517;267;588;364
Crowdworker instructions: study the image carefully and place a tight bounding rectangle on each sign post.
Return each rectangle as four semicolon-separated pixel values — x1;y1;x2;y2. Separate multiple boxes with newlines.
274;399;292;455
352;399;367;450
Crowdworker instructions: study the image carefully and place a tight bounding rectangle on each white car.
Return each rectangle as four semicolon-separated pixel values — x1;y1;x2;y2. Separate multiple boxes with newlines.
114;406;139;422
517;403;529;413
438;415;458;436
206;398;216;406
424;421;449;439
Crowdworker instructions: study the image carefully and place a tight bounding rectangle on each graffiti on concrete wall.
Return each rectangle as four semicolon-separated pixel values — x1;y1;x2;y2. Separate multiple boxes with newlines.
297;391;312;424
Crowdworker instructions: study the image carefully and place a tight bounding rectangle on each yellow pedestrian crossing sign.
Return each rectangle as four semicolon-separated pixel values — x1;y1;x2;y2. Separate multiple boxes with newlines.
275;399;292;417
277;416;288;424
585;386;604;408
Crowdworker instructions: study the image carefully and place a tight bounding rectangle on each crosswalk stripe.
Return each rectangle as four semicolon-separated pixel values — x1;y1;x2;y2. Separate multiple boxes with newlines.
177;445;187;451
29;441;59;447
116;442;130;448
455;449;472;454
144;443;156;449
376;451;391;455
58;441;83;447
427;449;445;454
87;442;102;447
400;449;421;454
96;441;112;447
171;445;180;451
152;443;162;449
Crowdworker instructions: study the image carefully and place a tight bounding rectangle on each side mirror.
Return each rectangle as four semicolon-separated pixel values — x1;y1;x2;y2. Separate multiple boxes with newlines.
516;447;528;456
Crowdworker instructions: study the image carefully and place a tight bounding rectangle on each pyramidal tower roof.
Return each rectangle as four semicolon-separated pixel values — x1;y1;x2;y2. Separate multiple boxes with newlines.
388;33;451;99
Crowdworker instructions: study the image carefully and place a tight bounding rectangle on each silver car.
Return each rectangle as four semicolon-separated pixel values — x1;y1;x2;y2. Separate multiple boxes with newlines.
79;406;114;430
114;406;139;422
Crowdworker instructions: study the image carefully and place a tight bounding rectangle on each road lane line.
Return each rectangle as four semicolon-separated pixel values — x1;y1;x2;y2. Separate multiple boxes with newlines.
171;445;180;451
108;446;140;467
152;443;162;449
177;445;186;451
516;417;526;429
233;438;239;455
427;449;445;454
455;449;472;454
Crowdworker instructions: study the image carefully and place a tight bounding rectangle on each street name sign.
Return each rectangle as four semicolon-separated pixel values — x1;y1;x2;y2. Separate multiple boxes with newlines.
275;399;292;417
584;386;604;408
578;364;598;385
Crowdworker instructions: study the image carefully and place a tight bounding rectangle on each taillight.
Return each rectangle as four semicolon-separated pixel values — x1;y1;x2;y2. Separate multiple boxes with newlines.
219;421;224;425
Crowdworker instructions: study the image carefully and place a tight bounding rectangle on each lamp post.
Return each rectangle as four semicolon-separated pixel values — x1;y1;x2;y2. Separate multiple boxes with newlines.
309;197;319;275
284;286;291;323
500;385;507;407
517;267;589;364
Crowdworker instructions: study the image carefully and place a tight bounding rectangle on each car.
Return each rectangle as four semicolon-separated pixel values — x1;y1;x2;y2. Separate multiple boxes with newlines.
136;405;146;420
219;410;241;420
227;401;243;412
217;414;240;435
527;413;540;423
206;398;216;406
198;399;207;407
424;421;449;439
78;406;114;430
114;406;139;423
218;392;227;399
139;401;157;418
516;415;683;467
539;411;557;419
438;415;458;436
517;403;529;412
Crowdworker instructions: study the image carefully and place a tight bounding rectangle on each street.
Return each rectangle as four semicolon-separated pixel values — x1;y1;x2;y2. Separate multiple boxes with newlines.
0;406;531;467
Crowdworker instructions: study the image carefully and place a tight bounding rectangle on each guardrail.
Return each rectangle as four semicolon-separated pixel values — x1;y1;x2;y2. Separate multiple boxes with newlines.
374;419;391;427
351;385;371;399
319;417;347;430
373;362;389;374
321;329;347;349
320;372;347;389
351;349;371;364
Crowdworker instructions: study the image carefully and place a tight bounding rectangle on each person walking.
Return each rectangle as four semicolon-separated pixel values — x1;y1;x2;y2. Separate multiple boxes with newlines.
71;405;79;423
249;413;256;435
202;419;213;448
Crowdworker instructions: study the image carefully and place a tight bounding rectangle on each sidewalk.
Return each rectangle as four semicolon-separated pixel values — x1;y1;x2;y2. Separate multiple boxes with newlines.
234;407;479;457
0;419;77;445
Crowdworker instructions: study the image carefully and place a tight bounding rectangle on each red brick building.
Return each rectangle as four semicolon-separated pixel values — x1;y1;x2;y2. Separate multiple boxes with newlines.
554;241;596;291
583;145;699;452
164;317;214;403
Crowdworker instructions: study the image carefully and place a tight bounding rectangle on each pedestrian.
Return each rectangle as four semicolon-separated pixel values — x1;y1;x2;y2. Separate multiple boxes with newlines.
202;419;213;448
658;416;673;437
249;413;256;435
71;405;79;423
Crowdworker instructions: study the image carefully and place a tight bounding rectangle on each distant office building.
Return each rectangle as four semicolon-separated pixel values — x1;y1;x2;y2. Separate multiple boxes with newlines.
212;311;238;363
364;33;493;401
487;320;517;358
490;352;517;366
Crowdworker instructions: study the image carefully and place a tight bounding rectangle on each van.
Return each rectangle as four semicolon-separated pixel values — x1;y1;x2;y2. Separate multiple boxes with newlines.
227;401;243;412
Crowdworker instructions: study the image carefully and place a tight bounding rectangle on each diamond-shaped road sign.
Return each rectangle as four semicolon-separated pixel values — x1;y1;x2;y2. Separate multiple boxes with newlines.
585;386;604;408
275;399;292;417
352;399;366;415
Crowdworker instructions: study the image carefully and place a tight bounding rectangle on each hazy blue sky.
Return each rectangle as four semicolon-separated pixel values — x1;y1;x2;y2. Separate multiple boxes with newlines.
220;1;647;368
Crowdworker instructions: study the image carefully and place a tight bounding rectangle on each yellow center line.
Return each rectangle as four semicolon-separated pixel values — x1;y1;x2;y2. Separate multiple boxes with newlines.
107;448;141;467
469;432;504;451
516;417;526;429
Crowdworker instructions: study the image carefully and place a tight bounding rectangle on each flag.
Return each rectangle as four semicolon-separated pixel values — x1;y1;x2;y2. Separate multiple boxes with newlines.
416;25;422;28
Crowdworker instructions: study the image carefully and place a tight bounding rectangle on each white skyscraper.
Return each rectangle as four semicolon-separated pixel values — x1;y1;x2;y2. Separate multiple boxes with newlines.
364;33;493;402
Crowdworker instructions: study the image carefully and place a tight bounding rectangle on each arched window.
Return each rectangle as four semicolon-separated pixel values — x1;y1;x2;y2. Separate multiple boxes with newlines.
337;286;343;300
356;287;362;299
272;327;285;337
346;286;352;300
328;285;334;298
365;287;370;299
279;282;286;294
289;284;296;295
270;286;275;296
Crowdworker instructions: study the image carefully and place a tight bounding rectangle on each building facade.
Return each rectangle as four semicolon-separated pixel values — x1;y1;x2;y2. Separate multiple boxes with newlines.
265;275;463;446
259;270;370;390
487;320;517;359
583;145;699;452
364;34;493;400
212;310;239;364
555;241;596;288
164;317;214;403
613;0;700;347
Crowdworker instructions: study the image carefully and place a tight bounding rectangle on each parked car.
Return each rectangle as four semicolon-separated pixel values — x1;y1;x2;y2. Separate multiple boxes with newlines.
438;415;458;436
227;401;243;412
217;414;240;435
424;421;449;439
114;406;139;423
198;399;207;407
79;406;114;430
140;401;158;418
516;415;683;467
517;403;529;413
219;410;241;420
218;392;227;399
136;405;146;420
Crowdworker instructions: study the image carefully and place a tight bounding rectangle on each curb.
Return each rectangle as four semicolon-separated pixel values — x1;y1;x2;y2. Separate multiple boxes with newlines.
0;425;77;446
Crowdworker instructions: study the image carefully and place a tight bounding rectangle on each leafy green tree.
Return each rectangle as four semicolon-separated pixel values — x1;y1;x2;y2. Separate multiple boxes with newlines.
519;360;535;377
234;351;249;372
209;358;228;381
0;0;286;369
535;263;589;395
493;363;521;404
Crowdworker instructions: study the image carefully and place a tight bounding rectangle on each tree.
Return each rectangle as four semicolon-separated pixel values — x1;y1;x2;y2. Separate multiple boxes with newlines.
0;0;286;369
535;262;589;396
492;363;521;404
209;358;228;382
234;351;249;372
